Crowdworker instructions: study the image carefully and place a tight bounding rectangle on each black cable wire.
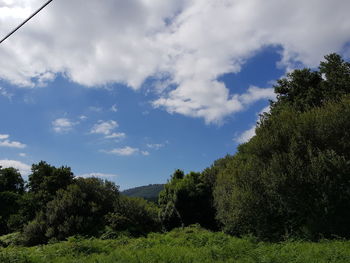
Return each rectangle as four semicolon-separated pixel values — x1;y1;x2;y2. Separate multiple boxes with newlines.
0;0;54;44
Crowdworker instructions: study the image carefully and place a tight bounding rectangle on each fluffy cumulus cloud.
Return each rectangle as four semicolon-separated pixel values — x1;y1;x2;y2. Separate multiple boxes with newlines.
52;118;76;133
103;146;149;156
0;134;26;148
1;0;350;122
90;120;118;135
0;159;31;176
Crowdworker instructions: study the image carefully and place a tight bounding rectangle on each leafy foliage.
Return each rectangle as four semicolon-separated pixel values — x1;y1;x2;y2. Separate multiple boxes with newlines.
159;169;219;230
0;167;25;235
28;161;74;211
0;167;24;194
214;54;350;240
106;196;160;236
22;177;119;245
2;227;350;263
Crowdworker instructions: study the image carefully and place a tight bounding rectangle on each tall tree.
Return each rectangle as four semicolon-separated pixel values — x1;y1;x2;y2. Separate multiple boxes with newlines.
214;54;350;240
0;167;24;193
0;167;25;234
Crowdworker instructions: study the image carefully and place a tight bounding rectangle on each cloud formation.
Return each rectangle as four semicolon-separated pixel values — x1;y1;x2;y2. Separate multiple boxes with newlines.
103;146;149;156
104;132;126;139
1;0;350;122
90;120;118;135
0;134;26;148
52;118;76;133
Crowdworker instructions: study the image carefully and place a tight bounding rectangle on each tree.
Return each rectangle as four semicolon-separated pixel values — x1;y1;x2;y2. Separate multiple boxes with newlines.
27;161;74;216
0;167;24;193
159;169;218;231
214;54;350;240
272;53;350;113
28;161;74;195
0;167;24;234
106;196;160;236
215;93;350;240
319;53;350;99
22;177;119;245
0;191;23;235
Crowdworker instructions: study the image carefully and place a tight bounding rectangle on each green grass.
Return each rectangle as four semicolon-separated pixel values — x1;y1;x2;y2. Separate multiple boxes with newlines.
1;226;350;263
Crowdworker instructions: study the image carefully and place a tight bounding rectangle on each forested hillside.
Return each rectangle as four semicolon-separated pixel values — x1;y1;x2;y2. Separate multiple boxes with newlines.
0;54;349;248
122;184;164;202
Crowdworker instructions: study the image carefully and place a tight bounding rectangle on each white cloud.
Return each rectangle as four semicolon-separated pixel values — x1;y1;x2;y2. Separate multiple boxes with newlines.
153;85;275;124
0;134;26;148
235;105;271;143
103;146;148;156
0;134;9;140
1;0;350;122
90;120;118;135
19;152;26;157
104;132;126;139
238;86;275;105
79;172;119;178
110;104;118;112
0;140;26;148
0;159;31;176
52;118;76;133
235;126;256;144
146;143;164;150
79;115;87;121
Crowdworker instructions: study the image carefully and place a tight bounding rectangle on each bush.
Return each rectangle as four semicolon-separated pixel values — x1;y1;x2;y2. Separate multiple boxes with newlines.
106;196;160;236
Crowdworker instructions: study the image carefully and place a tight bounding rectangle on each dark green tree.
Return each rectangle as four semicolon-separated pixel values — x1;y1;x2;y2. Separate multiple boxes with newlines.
22;177;119;245
0;167;24;234
26;161;74;217
159;169;218;231
0;167;24;193
272;53;350;113
106;196;160;236
214;53;350;240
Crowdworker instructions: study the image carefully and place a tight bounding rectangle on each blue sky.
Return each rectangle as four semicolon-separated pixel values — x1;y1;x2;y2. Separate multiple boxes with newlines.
0;0;349;189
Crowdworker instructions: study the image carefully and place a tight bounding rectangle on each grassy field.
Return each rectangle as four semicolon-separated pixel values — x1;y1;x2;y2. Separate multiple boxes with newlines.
1;226;350;263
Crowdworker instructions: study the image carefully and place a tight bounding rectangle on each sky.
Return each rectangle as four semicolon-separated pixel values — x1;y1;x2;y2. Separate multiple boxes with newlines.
0;0;349;190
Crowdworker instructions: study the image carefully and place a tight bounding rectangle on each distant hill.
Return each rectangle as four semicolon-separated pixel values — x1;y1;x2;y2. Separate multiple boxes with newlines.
122;184;164;202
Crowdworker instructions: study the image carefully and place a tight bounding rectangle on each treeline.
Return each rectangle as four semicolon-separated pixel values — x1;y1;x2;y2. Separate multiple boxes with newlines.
1;53;350;245
0;163;160;246
158;53;350;240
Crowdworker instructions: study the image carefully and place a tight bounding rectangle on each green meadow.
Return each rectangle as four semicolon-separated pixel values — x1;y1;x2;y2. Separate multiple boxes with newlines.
1;226;350;263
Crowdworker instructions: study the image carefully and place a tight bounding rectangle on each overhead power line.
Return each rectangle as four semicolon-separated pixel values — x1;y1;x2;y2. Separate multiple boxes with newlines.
0;0;54;44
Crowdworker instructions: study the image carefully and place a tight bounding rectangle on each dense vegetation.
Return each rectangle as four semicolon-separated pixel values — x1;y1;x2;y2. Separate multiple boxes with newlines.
122;184;164;202
159;53;350;240
0;162;160;246
2;226;350;263
0;54;349;255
